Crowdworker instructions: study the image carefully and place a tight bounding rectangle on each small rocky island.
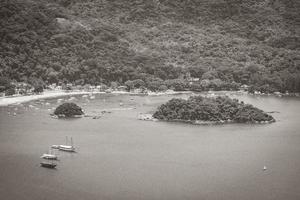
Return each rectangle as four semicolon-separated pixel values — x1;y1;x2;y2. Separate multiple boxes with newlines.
153;96;275;124
53;102;84;118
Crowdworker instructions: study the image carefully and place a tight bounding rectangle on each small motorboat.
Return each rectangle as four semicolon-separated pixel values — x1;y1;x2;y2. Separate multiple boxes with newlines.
51;145;60;149
40;161;57;169
41;148;58;160
41;153;57;160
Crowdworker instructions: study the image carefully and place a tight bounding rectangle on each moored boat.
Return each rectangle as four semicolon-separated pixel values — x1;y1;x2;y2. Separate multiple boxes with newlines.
41;153;57;160
54;136;76;152
41;148;58;160
51;145;60;149
58;145;75;152
40;161;57;169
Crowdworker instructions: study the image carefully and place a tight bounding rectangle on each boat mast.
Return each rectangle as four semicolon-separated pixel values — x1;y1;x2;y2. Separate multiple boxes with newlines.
70;137;73;147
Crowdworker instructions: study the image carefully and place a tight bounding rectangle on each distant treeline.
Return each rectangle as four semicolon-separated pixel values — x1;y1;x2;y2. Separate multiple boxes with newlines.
0;0;299;93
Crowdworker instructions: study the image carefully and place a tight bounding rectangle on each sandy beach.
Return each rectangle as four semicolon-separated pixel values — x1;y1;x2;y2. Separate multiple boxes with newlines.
0;89;190;106
0;90;104;106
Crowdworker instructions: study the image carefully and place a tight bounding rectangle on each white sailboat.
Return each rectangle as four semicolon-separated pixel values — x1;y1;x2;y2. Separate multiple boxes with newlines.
41;148;58;160
59;136;76;152
51;136;76;152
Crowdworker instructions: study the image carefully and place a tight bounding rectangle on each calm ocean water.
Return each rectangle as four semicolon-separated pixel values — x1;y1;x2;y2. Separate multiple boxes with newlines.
0;92;299;200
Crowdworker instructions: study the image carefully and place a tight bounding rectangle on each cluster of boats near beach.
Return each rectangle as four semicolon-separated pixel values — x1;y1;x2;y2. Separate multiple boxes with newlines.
40;136;76;169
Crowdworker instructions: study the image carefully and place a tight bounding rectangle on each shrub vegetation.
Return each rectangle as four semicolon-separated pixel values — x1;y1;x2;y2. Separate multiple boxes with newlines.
54;103;84;117
153;96;275;123
0;0;299;93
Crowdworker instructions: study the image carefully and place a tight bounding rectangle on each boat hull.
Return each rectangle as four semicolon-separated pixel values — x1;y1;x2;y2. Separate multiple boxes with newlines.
51;145;60;149
41;156;58;160
41;153;57;160
40;162;57;169
58;145;75;152
58;147;75;152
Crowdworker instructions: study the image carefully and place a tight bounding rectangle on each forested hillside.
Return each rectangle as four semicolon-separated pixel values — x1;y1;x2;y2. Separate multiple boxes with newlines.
0;0;299;92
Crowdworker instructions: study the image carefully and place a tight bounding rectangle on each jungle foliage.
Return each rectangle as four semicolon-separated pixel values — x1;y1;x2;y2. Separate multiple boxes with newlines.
0;0;299;93
54;102;84;117
153;96;275;123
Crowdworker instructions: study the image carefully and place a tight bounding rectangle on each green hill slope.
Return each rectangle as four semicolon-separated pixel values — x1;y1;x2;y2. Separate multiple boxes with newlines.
0;0;299;92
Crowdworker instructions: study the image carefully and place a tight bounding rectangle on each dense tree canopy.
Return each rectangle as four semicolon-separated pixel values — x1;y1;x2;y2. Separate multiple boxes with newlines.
0;0;299;93
54;102;84;117
0;77;13;92
153;96;275;123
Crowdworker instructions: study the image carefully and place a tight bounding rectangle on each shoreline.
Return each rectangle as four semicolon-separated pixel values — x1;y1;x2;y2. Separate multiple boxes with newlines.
139;115;275;125
0;90;105;106
0;90;191;106
1;88;298;107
